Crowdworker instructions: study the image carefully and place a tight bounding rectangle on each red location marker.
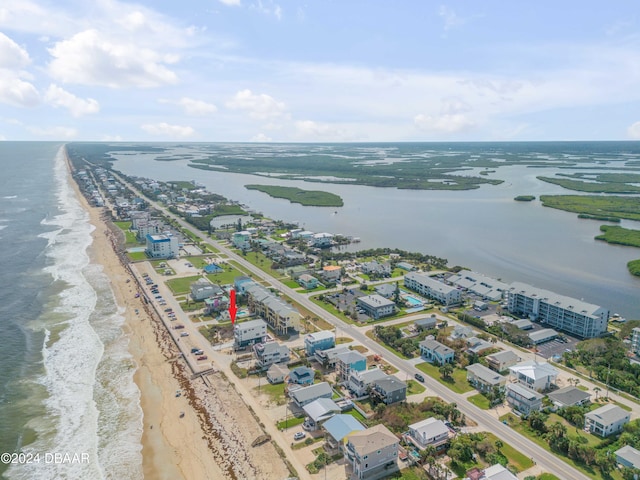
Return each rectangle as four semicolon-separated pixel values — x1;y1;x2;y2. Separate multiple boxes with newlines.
228;289;238;324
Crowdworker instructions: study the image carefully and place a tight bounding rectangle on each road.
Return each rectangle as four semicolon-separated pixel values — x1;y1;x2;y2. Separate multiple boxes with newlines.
115;171;589;480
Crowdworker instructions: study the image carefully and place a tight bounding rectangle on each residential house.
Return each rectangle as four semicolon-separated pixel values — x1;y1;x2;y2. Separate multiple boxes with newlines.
361;261;391;277
465;363;507;394
374;283;396;299
415;316;437;331
203;293;229;314
356;294;396;320
512;319;534;330
302;398;341;431
311;232;334;248
245;283;301;334
407;417;451;450
323;414;366;451
315;345;350;369
297;274;319;290
506;281;608;339
231;231;251;250
288;366;315;386
267;363;289;384
466;337;494;355
233;276;254;294
234;319;267;349
397;262;415;271
404;272;462;306
305;330;336;356
450;325;474;341
482;464;519;480
336;351;367;383
585;404;630;437
253;342;290;369
419;339;455;365
509;361;558;392
486;350;519;373
321;265;342;282
370;375;407;405
190;279;223;302
547;386;591;410
505;383;544;414
348;368;388;398
345;424;399;480
290;382;333;408
615;445;640;470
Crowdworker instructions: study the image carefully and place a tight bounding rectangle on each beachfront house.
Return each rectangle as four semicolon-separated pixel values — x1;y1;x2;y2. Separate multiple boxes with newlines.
509;360;558;392
253;342;290;369
345;424;399;480
234;319;268;349
323;414;366;452
336;351;367;383
407;417;451;450
304;330;336;356
419;339;454;366
290;382;333;408
267;363;289;384
585;404;630;437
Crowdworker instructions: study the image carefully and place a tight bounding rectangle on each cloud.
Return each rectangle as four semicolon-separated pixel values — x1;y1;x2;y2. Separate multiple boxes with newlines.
219;0;241;5
28;125;78;138
0;32;38;108
414;113;476;134
438;5;466;31
101;134;123;141
251;132;272;142
141;122;195;138
175;97;218;115
628;121;640;139
226;89;287;120
0;32;30;69
295;120;354;141
44;84;99;117
48;29;179;88
252;1;282;20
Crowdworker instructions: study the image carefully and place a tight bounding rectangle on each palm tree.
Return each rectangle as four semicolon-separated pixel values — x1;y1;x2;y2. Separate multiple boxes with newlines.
593;386;601;401
439;362;454;380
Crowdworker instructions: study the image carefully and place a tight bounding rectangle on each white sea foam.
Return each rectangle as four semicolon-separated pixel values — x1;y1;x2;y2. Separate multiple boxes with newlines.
6;148;142;480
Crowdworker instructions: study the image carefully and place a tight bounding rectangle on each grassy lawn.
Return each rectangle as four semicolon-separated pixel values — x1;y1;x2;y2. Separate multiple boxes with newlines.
255;381;286;405
165;275;203;294
184;256;212;268
483;432;533;472
336;336;353;344
415;362;474;394
277;416;305;430
206;264;249;285
282;279;301;289
128;251;148;262
538;475;561;480
346;408;367;423
114;221;138;243
242;250;281;276
365;330;414;360
467;393;491;409
310;297;355;324
407;379;426;395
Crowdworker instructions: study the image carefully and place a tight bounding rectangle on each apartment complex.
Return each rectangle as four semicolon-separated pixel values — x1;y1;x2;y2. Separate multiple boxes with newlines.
404;272;461;306
506;282;608;339
245;283;301;334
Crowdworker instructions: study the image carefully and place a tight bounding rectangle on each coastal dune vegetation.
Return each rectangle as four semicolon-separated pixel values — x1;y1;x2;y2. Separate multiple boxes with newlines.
244;184;344;207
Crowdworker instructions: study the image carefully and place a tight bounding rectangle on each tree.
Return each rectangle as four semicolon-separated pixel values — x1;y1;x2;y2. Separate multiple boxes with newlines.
593;386;601;401
439;363;454;380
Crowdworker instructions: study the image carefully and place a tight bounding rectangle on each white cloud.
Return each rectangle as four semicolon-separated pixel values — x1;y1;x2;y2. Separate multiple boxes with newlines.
252;1;282;20
48;29;179;88
295;120;354;141
45;84;99;117
226;89;287;120
219;0;241;5
101;134;123;141
0;70;39;107
28;125;78;138
141;122;195;138
438;5;466;32
251;133;271;142
0;32;30;69
414;113;476;134
627;121;640;139
176;97;218;115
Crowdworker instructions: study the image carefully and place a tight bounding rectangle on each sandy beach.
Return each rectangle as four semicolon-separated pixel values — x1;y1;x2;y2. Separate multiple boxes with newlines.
67;153;291;479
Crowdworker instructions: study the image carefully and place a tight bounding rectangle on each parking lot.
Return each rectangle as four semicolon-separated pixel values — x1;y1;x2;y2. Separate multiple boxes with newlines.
533;334;579;359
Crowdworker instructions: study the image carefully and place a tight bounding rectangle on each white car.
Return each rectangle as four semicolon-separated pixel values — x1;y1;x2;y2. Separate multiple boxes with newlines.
293;432;305;441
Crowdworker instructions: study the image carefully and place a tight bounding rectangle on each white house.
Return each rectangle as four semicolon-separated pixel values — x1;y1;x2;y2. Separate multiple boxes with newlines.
585;404;630;437
508;360;558;392
407;417;451;450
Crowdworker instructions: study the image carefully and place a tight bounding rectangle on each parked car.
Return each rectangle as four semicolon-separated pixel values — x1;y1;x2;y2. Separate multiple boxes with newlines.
293;432;305;441
174;324;185;329
414;373;425;383
180;332;189;337
197;355;208;361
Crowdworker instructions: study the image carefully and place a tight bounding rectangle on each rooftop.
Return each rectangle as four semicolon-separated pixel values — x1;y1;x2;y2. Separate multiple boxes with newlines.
509;360;558;380
547;386;591;407
586;404;630;425
323;414;365;442
466;363;507;385
348;424;398;457
508;281;606;318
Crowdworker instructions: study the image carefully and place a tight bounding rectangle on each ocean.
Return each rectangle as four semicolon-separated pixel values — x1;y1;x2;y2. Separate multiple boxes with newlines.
0;143;142;479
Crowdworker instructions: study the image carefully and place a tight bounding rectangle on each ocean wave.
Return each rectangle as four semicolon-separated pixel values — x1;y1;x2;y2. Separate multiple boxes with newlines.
5;148;142;480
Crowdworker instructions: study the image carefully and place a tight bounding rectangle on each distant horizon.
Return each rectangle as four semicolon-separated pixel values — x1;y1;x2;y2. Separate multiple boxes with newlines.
2;2;640;142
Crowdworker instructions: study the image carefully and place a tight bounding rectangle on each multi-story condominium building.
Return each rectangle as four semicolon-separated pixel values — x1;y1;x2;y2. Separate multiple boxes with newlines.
304;330;336;356
404;272;461;306
234;319;267;349
632;327;640;355
585;404;630;437
245;283;301;335
145;233;179;259
356;295;396;320
136;220;164;240
506;282;608;339
446;271;508;301
346;424;399;480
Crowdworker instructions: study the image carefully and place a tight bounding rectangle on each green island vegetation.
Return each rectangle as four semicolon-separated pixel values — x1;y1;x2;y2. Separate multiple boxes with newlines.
514;195;536;201
245;184;344;207
539;195;640;221
578;214;621;222
628;259;640;276
168;180;198;190
595;225;640;248
538;176;640;193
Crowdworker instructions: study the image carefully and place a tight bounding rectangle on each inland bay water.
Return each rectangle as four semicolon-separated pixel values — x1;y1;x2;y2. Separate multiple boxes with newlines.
110;143;640;319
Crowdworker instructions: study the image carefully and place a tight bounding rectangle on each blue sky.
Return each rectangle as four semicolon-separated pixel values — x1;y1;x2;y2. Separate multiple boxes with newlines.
2;0;640;142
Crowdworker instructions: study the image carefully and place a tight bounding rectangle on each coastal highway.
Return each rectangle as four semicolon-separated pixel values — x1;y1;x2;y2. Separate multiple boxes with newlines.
114;172;588;480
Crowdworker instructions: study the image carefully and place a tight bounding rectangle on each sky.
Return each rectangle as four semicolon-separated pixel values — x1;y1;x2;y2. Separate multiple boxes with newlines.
2;0;640;142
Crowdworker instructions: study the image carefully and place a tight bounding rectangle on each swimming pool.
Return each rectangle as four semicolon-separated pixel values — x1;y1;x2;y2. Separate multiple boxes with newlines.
403;295;423;307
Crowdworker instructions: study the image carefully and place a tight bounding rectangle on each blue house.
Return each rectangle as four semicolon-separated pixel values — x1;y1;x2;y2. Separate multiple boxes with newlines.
234;276;255;294
305;330;336;356
204;263;223;274
419;339;455;365
297;274;319;290
289;366;315;385
336;351;367;382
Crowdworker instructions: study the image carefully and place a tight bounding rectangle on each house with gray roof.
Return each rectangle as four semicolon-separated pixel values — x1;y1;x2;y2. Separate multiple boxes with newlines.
547;386;591;409
370;375;407;405
315;345;350;369
302;398;341;431
585;404;630;437
506;383;544;414
290;382;333;408
615;445;640;470
374;283;396;299
348;367;388;397
253;341;290;369
356;294;396;320
512;319;533;330
266;363;289;384
407;417;451;450
415;316;437;331
528;328;558;345
419;339;454;365
466;363;507;393
486;350;519;372
346;424;399;480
